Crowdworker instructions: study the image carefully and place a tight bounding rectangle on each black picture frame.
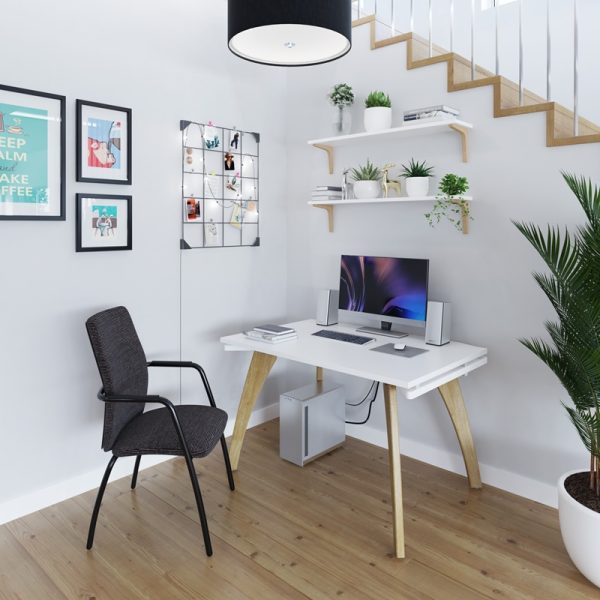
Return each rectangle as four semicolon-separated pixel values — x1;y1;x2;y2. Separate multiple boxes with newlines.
76;193;132;252
76;99;132;185
0;84;66;220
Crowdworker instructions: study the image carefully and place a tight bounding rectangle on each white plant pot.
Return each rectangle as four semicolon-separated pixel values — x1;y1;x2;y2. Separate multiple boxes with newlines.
405;177;430;197
353;180;381;199
363;107;392;132
558;470;600;588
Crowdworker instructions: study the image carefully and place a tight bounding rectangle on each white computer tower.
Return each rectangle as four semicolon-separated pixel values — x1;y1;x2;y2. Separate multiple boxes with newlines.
279;382;345;467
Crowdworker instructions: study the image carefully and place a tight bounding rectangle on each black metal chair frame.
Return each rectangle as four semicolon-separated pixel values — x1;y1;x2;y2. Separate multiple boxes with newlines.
87;360;235;557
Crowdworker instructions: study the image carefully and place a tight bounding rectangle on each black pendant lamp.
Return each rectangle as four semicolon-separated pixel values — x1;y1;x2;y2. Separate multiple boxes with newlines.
228;0;352;67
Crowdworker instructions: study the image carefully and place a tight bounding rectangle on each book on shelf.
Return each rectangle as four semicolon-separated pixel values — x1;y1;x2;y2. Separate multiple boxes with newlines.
312;192;342;199
403;105;459;118
314;186;342;192
403;114;457;125
244;330;297;343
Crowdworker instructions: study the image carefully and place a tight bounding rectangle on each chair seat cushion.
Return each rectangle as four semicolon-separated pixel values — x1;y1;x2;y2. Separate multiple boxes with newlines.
112;405;227;458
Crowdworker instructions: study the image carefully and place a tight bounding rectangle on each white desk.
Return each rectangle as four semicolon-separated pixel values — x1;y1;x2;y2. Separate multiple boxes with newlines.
220;319;487;558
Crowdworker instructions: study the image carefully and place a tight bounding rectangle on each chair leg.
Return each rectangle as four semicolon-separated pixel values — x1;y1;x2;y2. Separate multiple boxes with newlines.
183;453;213;556
131;455;142;489
220;436;235;491
87;455;118;550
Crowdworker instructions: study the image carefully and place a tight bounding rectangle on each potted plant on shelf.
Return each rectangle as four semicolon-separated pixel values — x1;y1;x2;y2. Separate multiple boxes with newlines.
364;91;392;133
400;158;434;197
514;173;600;589
350;159;382;199
328;83;354;136
425;173;471;232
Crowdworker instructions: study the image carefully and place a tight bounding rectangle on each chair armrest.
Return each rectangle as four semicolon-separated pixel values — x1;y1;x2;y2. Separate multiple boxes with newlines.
97;388;195;461
147;360;217;408
97;389;174;408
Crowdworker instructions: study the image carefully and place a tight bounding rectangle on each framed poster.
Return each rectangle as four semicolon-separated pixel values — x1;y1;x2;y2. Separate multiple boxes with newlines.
76;193;132;252
76;100;132;184
0;84;65;220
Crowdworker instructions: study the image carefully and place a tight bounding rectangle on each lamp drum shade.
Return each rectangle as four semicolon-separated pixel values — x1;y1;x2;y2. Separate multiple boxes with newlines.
228;0;352;66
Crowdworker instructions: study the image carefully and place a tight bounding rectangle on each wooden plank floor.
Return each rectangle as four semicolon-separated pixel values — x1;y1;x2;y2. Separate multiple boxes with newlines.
1;420;598;600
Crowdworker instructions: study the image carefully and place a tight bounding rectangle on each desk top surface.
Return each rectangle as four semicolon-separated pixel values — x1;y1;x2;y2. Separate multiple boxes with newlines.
221;320;487;397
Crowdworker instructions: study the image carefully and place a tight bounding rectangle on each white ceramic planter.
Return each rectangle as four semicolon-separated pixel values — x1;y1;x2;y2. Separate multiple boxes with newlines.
405;177;430;197
558;470;600;588
364;107;392;133
353;180;381;199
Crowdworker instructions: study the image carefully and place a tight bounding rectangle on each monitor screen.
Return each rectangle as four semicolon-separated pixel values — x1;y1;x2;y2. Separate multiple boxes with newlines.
339;255;429;322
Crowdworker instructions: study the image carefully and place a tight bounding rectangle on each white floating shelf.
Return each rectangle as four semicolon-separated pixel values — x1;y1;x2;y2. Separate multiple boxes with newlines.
308;195;472;206
308;119;473;173
309;196;474;234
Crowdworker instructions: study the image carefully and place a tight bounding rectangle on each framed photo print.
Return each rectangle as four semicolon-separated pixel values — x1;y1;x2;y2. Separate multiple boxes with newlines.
0;84;65;220
76;193;132;252
76;100;131;184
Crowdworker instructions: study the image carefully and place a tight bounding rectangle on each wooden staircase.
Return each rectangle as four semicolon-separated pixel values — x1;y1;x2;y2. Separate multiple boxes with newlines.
354;15;600;147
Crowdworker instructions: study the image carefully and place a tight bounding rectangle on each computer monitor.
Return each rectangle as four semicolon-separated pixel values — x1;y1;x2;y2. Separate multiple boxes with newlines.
339;254;429;338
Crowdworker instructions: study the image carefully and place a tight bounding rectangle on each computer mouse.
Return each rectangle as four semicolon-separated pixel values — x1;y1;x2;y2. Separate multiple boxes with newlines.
394;343;406;351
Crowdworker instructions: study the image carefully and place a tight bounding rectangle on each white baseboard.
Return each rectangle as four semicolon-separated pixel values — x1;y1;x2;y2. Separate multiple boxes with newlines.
345;423;558;508
0;402;280;526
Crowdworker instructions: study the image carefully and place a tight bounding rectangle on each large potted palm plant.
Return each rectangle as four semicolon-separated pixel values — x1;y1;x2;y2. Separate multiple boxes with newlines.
515;173;600;588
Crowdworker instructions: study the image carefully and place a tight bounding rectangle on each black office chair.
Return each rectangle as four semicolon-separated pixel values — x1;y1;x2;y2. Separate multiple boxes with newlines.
85;306;234;557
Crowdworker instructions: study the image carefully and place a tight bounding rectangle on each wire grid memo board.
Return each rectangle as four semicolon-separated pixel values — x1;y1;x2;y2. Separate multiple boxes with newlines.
180;120;260;249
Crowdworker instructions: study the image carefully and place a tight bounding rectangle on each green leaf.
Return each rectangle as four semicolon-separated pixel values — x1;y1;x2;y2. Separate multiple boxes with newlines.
400;159;434;178
365;91;392;108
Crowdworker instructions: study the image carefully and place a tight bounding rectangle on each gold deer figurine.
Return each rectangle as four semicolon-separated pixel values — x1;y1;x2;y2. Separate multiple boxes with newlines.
382;163;402;198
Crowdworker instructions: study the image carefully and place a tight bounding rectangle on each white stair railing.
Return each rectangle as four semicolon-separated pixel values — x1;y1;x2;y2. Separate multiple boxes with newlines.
353;0;591;135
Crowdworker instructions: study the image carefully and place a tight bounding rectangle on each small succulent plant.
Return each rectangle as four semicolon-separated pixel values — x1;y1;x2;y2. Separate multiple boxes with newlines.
400;159;434;178
365;91;392;108
350;159;382;181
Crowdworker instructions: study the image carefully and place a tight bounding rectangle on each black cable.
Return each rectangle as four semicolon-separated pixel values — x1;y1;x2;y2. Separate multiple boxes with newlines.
345;382;380;425
345;380;376;407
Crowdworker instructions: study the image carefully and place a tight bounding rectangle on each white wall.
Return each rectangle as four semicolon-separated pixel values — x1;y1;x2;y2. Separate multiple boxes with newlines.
284;23;600;505
0;0;289;520
2;0;599;522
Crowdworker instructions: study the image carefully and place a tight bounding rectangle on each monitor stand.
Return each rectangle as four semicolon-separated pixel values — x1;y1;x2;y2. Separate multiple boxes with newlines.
356;321;408;339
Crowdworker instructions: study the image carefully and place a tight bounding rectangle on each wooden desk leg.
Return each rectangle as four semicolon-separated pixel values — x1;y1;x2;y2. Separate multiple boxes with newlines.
316;366;323;382
229;351;277;471
383;383;405;559
438;378;482;489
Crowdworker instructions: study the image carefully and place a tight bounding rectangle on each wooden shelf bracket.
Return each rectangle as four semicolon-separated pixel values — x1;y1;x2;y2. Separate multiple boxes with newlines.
313;143;335;174
450;199;471;234
313;204;335;232
448;123;469;162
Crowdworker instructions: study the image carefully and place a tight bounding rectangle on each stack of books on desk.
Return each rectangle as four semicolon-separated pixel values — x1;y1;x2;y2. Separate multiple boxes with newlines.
403;105;459;124
244;324;297;344
312;186;342;201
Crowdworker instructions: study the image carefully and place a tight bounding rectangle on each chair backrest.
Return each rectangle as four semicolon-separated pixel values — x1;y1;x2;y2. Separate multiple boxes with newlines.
86;306;148;450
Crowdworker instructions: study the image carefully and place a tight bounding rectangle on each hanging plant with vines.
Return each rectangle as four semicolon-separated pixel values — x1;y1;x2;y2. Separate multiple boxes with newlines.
425;173;471;232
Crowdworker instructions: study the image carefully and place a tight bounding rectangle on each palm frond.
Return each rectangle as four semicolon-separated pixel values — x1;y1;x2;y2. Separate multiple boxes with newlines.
516;173;600;486
562;172;600;228
513;221;580;284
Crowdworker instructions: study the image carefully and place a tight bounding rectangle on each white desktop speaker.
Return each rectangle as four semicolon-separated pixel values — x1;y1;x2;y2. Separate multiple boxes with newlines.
316;289;339;326
425;301;451;346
